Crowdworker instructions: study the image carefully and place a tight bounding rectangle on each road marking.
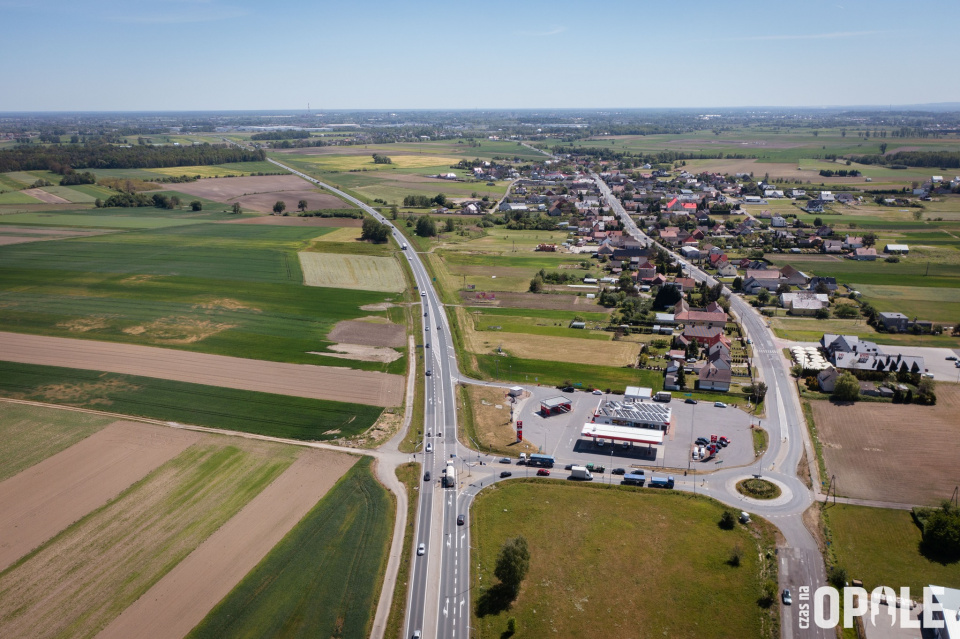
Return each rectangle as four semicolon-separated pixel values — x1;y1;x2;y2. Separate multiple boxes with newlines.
443;598;449;618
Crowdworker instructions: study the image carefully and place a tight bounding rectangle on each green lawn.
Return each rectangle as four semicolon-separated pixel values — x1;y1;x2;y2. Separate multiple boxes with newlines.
0;402;113;482
472;481;779;639
187;456;392;639
0;361;383;441
824;503;960;593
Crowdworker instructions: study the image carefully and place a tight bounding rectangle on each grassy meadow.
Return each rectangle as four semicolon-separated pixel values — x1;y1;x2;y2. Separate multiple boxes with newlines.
187;456;392;639
0;360;383;440
471;481;780;639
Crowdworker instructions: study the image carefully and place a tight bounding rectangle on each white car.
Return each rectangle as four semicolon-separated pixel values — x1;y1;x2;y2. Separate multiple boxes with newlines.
425;442;433;453
420;292;426;297
417;543;425;556
714;402;727;408
592;389;603;395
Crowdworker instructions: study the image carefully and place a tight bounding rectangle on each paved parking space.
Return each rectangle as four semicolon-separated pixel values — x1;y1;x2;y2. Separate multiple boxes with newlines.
511;386;758;474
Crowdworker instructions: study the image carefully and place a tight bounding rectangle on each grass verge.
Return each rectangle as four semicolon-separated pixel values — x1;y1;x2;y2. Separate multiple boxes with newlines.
737;478;782;500
0;360;382;441
801;401;828;490
384;462;420;639
187;456;392;639
752;424;769;458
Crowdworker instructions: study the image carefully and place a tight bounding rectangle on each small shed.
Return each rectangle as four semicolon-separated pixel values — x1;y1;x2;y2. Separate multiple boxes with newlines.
508;386;524;397
624;386;653;402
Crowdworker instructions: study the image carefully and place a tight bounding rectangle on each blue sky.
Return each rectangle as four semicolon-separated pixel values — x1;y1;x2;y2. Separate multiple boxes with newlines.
1;0;957;111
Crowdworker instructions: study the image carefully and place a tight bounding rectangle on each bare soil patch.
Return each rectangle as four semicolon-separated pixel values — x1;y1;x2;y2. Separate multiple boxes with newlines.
0;421;200;570
232;191;348;213
97;448;356;639
34;378;140;406
122;316;236;343
21;188;70;204
460;290;610;312
360;302;396;311
328;319;405;347
226;214;362;227
56;317;113;332
192;298;261;313
0;331;404;407
314;344;402;363
463;385;537;456
810;386;960;505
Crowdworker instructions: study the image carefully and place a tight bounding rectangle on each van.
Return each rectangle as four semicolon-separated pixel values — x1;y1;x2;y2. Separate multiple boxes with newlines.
519;453;527;462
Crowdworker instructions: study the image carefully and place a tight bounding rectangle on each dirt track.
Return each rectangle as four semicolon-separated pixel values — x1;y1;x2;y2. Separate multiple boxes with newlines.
97;448;356;639
0;332;404;407
0;421;199;570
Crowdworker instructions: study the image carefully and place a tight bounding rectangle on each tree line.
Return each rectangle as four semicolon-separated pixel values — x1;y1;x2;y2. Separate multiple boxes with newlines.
848;150;960;169
0;143;265;173
250;130;311;140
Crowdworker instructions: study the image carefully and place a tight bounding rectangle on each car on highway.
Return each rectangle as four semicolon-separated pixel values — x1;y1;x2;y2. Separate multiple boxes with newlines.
425;368;432;375
499;457;511;464
425;443;433;453
424;311;428;316
420;292;426;297
714;401;727;408
412;631;421;639
536;468;550;476
612;468;626;475
564;463;574;470
425;342;430;348
782;589;792;605
424;471;431;481
499;471;512;478
417;543;425;556
425;326;429;331
685;398;698;404
457;514;465;526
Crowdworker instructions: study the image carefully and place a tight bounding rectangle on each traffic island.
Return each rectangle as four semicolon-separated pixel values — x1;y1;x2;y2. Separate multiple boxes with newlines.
736;477;782;500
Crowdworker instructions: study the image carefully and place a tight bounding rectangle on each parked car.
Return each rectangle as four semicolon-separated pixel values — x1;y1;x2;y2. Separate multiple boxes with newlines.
612;468;626;475
499;457;511;464
417;543;425;556
696;437;709;446
562;386;575;392
714;401;727;408
782;589;792;605
685;398;698;404
719;437;730;447
537;469;550;476
946;356;957;361
747;338;753;344
457;514;465;526
592;389;603;395
500;471;512;478
424;471;431;481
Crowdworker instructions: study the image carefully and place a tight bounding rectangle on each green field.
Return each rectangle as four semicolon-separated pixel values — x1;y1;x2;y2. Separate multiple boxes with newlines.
0;222;406;370
824;503;960;593
472;481;779;639
187;456;392;639
0;210;211;229
0;191;41;204
39;185;98;203
0;361;382;440
0;402;113;482
0;440;296;639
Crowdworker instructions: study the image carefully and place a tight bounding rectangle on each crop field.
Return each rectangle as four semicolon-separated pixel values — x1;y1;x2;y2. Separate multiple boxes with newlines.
473;353;661;392
0;360;385;439
166;174;352;213
0;210;214;229
0;223;407;370
144;161;282;178
299;252;406;292
187;456;392;639
810;385;960;505
0;438;297;639
0;190;41;204
823;503;960;593
278;138;549;161
472;481;779;639
0;401;113;482
38;185;97;203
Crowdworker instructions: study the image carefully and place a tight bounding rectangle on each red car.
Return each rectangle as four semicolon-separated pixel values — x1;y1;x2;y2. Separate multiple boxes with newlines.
537;469;550;476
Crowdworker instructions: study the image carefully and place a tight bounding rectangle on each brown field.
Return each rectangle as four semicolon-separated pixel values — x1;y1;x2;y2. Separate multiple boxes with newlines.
299;252;406;293
21;188;69;204
463;385;537;456
0;421;200;570
168;175;351;213
459;290;609;312
0;331;404;407
456;307;638;366
328;318;405;347
97;448;356;639
810;385;960;505
226;214;362;227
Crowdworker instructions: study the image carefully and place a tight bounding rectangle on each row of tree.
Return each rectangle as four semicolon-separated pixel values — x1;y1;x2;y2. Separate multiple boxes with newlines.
250;130;311;140
0;143;265;173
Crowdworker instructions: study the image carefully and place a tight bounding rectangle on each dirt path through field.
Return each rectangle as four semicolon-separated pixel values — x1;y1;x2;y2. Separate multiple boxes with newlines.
0;331;403;407
0;421;199;570
97;448;356;639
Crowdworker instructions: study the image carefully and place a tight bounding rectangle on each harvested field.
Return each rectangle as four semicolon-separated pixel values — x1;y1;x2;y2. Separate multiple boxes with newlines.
299;252;405;292
0;439;296;639
0;331;404;407
461;385;537;457
810;386;960;505
460;290;608;312
0;421;200;570
21;188;70;204
317;344;402;363
98;448;356;639
328;318;405;347
227;214;362;227
311;226;363;242
0;402;113;482
169;175;350;213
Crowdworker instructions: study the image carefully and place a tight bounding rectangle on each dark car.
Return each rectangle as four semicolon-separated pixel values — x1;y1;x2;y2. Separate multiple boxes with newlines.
457;514;465;526
500;471;512;478
562;386;575;393
719;437;730;447
424;471;431;482
685;398;698;404
499;457;511;464
425;369;432;376
695;437;709;446
564;463;574;470
612;468;626;475
425;343;430;348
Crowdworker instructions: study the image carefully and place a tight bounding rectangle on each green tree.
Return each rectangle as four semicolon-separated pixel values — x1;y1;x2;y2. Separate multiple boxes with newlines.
415;216;437;237
861;232;878;247
815;306;831;320
529;274;545;293
170;195;180;208
494;536;530;596
732;276;743;291
757;288;770;305
921;502;960;561
94;198;102;208
361;217;390;243
834;304;859;319
676;365;686;389
231;202;242;214
433;193;447;207
833;372;860;402
917;378;937;405
813;217;823;227
273;200;286;215
190;200;202;211
298;199;308;212
445;217;456;233
719;510;736;530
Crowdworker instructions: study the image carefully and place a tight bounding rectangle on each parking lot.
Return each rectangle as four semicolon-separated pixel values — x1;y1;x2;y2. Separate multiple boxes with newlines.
509;386;758;475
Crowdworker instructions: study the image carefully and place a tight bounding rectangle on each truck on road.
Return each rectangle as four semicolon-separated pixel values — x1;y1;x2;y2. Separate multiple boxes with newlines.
443;463;456;488
654;391;672;402
570;465;593;481
622;472;645;486
649;475;675;489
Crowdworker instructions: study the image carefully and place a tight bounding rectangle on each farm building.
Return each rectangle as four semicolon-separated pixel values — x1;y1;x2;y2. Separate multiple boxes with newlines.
884;244;909;254
592;400;672;431
540;396;572;415
570;321;586;329
623;386;653;403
